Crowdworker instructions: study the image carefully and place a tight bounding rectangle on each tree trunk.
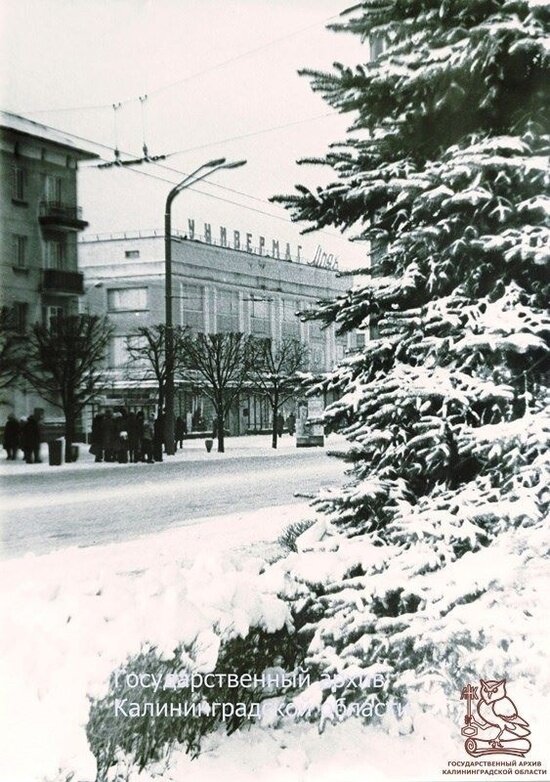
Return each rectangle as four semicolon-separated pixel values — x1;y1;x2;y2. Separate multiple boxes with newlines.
217;408;225;453
64;410;76;462
272;399;278;449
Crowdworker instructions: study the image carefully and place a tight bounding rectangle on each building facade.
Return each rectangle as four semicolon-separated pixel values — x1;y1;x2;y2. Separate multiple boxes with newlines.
80;231;359;434
0;111;97;422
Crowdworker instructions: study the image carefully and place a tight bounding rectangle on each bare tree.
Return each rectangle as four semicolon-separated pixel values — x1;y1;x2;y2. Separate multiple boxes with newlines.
24;314;112;461
181;332;254;453
248;337;309;448
0;306;24;395
125;325;188;412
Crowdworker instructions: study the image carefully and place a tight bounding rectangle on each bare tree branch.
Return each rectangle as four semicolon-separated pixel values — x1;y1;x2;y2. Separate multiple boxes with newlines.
125;324;188;410
23;314;112;461
180;332;254;452
248;336;309;448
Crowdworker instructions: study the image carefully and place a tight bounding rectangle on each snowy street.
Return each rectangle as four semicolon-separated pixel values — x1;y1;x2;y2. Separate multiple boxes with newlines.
0;435;348;558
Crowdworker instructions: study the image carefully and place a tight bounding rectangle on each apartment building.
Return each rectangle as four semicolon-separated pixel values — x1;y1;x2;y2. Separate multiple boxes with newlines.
0;110;98;420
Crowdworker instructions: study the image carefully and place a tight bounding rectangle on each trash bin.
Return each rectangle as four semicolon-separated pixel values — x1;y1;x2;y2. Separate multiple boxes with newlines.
48;439;63;466
205;438;213;453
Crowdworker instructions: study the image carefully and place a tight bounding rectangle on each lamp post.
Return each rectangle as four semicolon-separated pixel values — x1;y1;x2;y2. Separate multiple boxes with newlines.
164;157;247;455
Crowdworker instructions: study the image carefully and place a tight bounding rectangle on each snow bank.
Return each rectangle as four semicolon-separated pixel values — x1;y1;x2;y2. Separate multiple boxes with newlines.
0;503;311;782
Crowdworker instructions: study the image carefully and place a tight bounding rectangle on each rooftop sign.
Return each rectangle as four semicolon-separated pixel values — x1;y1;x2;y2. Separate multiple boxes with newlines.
186;218;338;270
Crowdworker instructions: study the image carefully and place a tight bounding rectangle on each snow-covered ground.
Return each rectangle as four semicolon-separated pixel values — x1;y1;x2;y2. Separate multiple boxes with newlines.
1;493;547;781
0;502;307;781
0;433;345;476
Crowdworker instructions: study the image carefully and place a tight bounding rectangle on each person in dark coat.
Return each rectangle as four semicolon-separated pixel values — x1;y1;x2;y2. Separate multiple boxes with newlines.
102;408;115;462
91;412;104;462
286;412;296;436
126;411;138;463
192;408;201;432
153;412;164;462
115;409;128;463
276;412;285;438
3;414;20;460
135;410;144;462
142;415;155;463
22;414;41;463
175;415;185;450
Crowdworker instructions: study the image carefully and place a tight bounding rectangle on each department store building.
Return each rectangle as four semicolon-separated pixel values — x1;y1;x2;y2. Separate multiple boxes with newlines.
80;225;362;434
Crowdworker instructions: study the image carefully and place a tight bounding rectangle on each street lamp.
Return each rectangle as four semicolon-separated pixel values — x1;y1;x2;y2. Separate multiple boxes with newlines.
164;157;247;455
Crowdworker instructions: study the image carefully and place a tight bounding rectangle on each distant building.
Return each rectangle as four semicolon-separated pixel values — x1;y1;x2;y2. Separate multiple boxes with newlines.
0;110;98;421
80;231;361;434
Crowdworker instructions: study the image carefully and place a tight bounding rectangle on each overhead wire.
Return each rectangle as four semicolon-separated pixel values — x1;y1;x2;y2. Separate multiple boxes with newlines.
21;13;339;116
10;9;351;242
15;110;354;247
163;112;337;158
81;111;339;168
60;123;354;245
96;154;354;246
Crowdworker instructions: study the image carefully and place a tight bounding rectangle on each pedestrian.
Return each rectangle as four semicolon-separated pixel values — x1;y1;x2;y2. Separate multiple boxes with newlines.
135;410;144;462
175;415;185;450
286;411;296;436
153;411;164;462
22;414;41;463
142;414;155;463
127;410;138;463
276;412;285;438
212;417;218;439
102;408;115;462
192;408;201;432
3;414;20;460
90;411;104;462
115;409;129;463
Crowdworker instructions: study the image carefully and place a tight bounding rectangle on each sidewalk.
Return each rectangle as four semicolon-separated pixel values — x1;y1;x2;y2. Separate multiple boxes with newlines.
0;432;348;476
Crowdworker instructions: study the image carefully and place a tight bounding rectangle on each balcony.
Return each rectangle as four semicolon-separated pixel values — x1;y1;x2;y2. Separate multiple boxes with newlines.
39;201;88;231
42;268;84;296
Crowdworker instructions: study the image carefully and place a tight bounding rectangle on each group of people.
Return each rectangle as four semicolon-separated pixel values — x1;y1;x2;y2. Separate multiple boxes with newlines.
91;408;155;464
277;411;296;437
90;408;189;464
3;407;299;466
2;413;42;463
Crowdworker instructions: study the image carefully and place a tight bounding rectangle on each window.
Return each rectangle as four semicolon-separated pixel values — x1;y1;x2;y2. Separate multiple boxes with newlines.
336;334;347;361
45;237;67;270
309;320;325;343
281;299;300;339
111;336;126;368
125;250;140;259
44;305;64;331
12;166;27;201
110;335;146;368
13;302;28;333
217;289;239;332
126;334;148;371
310;346;326;371
250;298;269;336
107;287;147;311
180;284;204;331
13;235;28;268
45;175;62;203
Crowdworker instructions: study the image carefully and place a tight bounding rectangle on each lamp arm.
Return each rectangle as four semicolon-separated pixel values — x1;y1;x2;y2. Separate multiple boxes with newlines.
166;159;246;210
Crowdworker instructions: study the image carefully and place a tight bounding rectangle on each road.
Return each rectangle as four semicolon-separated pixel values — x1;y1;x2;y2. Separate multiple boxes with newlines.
0;449;346;559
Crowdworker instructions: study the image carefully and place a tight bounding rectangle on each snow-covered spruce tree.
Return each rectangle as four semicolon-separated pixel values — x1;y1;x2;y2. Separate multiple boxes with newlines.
268;1;550;723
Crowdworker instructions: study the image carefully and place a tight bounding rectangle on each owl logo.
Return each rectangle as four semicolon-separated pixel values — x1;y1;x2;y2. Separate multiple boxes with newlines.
460;679;531;757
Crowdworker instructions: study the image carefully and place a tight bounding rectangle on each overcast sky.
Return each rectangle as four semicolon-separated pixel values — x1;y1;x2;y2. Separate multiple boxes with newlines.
1;0;368;269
